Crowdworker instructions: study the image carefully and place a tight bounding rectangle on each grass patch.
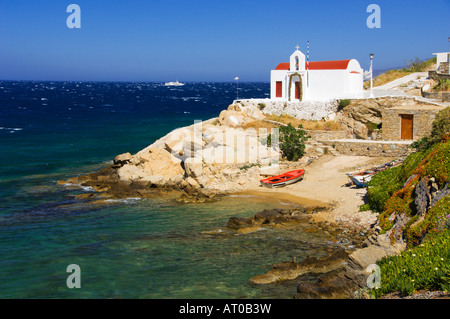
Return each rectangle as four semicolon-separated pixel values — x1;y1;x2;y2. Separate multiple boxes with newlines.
239;163;261;171
266;114;342;131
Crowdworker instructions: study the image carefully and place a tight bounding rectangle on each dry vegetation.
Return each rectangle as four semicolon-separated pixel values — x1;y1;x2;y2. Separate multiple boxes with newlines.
265;114;342;131
238;114;342;131
364;57;437;89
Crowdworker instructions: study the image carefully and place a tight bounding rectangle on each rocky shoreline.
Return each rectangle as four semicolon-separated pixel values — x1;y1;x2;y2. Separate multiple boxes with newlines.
58;101;437;299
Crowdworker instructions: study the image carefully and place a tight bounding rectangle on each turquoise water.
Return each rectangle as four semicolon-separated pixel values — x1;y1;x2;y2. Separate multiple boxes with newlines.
0;81;344;299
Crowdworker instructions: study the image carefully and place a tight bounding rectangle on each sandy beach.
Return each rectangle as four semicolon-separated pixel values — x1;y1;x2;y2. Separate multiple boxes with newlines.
237;154;396;229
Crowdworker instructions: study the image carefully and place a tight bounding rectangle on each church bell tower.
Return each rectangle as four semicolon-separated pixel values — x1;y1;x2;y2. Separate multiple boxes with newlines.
290;45;306;72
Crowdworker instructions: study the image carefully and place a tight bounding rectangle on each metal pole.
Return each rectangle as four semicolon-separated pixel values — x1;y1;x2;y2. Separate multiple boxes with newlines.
448;37;450;74
234;76;239;101
369;53;374;98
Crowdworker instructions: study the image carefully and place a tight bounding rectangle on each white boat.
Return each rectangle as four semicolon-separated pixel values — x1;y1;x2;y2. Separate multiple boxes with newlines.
347;171;375;188
346;159;403;188
164;80;184;86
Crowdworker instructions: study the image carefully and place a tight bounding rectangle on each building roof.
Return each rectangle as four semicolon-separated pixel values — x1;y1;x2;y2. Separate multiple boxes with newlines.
275;59;352;70
275;62;290;70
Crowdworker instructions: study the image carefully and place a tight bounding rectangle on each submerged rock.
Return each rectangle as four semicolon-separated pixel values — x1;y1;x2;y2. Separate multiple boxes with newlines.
227;208;308;233
250;249;349;285
295;272;357;299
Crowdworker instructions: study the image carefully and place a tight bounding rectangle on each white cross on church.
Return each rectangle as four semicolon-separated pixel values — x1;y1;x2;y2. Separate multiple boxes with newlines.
295;45;300;51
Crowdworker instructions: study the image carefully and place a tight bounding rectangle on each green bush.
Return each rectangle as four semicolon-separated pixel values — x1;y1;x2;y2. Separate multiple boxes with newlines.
268;123;310;161
433;78;450;92
373;229;450;298
411;107;450;151
338;99;351;111
429;107;450;144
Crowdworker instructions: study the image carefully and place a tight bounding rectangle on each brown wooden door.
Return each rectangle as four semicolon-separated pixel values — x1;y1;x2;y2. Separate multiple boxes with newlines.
401;114;414;140
276;81;282;98
295;82;300;100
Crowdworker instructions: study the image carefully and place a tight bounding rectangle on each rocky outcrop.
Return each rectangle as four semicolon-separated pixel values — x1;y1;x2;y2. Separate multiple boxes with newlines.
59;103;282;202
335;99;383;139
415;177;449;216
342;175;449;291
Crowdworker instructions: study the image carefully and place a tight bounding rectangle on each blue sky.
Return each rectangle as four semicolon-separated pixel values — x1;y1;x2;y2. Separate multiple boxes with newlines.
0;0;449;82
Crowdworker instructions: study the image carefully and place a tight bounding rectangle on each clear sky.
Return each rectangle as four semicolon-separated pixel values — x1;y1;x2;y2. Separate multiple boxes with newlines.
0;0;449;82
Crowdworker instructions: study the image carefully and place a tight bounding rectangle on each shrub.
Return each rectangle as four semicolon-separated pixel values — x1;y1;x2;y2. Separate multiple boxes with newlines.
258;103;266;110
429;107;450;144
433;78;450;92
338;99;351;111
268;123;310;161
402;57;436;73
411;108;450;151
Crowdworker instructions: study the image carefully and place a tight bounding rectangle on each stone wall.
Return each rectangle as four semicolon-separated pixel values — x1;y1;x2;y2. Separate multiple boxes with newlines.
381;106;445;141
422;91;450;102
236;98;339;121
428;70;450;81
321;139;413;157
439;62;449;75
306;129;349;141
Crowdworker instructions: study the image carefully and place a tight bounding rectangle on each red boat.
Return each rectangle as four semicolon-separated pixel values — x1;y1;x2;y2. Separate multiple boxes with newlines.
260;169;305;188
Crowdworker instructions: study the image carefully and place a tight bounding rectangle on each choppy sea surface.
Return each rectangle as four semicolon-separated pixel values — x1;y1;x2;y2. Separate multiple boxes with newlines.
0;81;346;299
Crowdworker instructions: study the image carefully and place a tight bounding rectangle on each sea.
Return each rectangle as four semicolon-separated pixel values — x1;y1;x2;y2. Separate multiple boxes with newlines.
0;81;350;299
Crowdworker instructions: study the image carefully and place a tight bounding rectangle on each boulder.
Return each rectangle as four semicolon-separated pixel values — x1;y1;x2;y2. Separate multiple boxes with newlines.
202;144;236;164
184;157;203;178
227;103;242;112
164;135;185;157
344;100;383;125
347;245;387;271
228;217;254;230
218;110;253;127
117;164;144;183
146;175;165;187
184;177;201;193
181;134;204;159
117;148;184;186
295;273;356;299
114;152;132;166
241;105;266;120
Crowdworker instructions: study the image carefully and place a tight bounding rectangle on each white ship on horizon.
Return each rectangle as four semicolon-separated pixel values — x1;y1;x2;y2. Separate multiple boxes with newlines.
164;80;184;86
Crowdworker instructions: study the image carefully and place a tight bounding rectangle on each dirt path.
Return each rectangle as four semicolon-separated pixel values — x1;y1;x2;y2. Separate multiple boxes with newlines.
240;154;395;229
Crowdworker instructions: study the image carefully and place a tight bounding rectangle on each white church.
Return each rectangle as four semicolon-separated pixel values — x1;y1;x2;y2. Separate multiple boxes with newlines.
270;46;364;101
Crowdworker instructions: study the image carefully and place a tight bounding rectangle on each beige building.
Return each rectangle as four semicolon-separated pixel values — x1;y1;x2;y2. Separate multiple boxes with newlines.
382;104;446;141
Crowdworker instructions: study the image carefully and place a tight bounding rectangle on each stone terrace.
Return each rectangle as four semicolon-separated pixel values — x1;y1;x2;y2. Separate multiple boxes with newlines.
321;139;413;157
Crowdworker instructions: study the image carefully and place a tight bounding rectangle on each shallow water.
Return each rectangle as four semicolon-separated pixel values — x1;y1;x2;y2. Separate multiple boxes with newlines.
0;81;349;298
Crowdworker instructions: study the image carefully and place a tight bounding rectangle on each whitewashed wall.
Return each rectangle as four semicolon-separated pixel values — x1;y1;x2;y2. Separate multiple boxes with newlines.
236;99;339;121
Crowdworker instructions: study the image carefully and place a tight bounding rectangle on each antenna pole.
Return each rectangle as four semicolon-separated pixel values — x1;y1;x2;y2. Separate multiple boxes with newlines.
234;77;239;100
